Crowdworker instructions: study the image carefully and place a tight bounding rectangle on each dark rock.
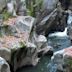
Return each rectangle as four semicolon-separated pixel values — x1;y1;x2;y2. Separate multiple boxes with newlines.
59;0;71;10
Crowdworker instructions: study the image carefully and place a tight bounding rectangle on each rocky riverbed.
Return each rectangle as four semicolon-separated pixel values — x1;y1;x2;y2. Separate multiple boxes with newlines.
0;0;72;72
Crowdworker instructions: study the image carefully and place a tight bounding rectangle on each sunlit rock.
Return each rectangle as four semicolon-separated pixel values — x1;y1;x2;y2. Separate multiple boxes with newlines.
0;16;36;71
15;16;36;33
36;35;47;49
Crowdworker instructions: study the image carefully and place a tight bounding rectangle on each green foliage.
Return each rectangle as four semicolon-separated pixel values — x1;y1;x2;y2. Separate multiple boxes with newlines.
67;59;72;68
26;0;43;17
2;9;12;20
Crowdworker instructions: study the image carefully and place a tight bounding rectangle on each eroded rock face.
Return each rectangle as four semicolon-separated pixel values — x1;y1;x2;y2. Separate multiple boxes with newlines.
0;16;37;71
0;57;11;72
13;42;40;71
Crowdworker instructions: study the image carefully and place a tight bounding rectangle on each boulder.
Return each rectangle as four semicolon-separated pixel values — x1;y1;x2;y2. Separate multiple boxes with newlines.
36;35;47;49
50;46;72;71
0;48;11;62
0;16;36;71
35;35;53;56
0;57;11;72
13;42;40;71
36;8;57;35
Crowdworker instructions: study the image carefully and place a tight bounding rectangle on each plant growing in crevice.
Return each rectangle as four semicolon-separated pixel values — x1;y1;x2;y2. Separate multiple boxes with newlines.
66;59;72;71
19;41;26;48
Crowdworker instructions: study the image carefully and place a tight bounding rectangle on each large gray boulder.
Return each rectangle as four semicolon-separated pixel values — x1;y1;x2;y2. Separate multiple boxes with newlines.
0;57;11;72
2;16;38;71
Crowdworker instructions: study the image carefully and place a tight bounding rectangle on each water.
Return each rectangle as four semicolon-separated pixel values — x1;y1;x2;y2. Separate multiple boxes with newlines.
48;36;71;52
16;36;71;72
16;56;51;72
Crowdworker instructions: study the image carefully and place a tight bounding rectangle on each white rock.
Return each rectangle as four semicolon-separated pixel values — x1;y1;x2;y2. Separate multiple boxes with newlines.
36;35;47;50
7;2;14;13
26;42;36;48
37;35;47;42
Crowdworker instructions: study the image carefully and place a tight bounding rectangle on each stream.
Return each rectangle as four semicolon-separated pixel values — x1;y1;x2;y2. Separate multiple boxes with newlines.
16;36;71;72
